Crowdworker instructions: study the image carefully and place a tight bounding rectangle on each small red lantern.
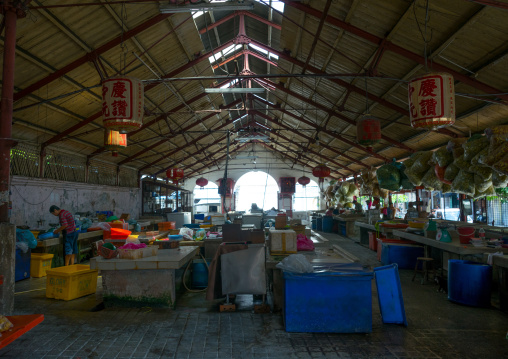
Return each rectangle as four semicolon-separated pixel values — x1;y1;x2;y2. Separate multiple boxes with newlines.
298;176;311;187
196;177;208;188
166;168;184;185
408;72;455;130
356;115;381;149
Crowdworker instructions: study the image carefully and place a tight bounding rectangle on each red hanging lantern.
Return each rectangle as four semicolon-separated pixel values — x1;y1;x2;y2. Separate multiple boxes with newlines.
102;76;144;133
297;176;311;187
196;177;208;188
104;129;127;157
408;72;455;130
356;115;381;149
166;168;184;185
312;164;330;179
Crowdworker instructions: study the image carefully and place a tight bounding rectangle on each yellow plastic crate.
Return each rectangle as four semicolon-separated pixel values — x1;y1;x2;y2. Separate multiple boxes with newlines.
46;265;98;301
30;253;54;277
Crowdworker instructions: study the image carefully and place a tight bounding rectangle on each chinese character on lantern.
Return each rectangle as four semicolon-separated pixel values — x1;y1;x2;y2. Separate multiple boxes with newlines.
102;76;144;133
408;72;455;130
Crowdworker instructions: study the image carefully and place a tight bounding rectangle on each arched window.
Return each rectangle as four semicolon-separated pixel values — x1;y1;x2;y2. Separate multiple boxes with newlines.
193;182;221;213
234;171;279;212
294;180;320;211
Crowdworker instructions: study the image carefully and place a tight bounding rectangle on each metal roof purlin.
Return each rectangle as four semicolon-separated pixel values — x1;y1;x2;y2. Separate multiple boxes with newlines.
14;13;172;102
281;0;508;102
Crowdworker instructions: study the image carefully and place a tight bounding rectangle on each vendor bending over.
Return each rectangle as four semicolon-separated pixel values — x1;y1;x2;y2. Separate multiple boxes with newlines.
50;205;78;266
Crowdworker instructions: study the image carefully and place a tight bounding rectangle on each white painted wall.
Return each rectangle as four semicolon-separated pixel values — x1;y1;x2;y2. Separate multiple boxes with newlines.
10;176;141;228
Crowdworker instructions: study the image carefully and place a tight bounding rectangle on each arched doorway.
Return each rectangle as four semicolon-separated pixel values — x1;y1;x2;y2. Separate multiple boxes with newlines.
234;171;279;212
293;180;320;211
193;181;221;214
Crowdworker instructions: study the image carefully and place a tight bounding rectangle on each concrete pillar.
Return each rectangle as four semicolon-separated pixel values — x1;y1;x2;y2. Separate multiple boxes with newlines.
0;223;16;314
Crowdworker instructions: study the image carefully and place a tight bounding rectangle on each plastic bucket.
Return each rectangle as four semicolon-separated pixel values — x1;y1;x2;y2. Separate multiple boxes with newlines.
191;259;209;289
448;259;492;307
457;226;475;244
322;217;333;233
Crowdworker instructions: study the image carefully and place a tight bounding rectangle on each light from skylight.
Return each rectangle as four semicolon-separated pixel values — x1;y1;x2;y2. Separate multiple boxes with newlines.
248;43;279;60
208;44;242;64
193;0;285;19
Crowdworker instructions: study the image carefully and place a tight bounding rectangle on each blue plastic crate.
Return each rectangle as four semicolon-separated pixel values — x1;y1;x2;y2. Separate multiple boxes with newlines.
194;214;205;220
374;264;408;326
15;247;31;282
381;243;423;269
283;267;374;333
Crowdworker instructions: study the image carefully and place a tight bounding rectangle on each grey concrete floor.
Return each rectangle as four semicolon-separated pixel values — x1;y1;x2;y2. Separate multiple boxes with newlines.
1;232;508;359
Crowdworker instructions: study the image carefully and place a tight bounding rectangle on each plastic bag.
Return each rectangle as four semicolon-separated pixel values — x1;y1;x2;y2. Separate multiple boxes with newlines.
463;136;488;162
16;241;29;253
474;174;492;193
15;228;37;249
433;146;453;167
492;171;508;188
118;243;146;250
296;234;315;251
195;229;206;241
275;254;314;273
451;170;475;196
453;154;470;170
480;141;508;167
434;165;452;185
0;315;13;333
179;227;194;240
376;163;401;191
491;153;508;175
126;235;140;244
447;138;467;158
444;163;460;182
89;222;111;231
485;125;508;140
411;151;433;175
469;165;492;181
421;167;442;191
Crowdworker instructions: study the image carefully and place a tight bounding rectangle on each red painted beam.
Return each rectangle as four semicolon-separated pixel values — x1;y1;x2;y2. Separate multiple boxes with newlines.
268;130;349;176
213;49;278;70
120;98;243;165
154;135;228;176
248;38;458;139
243;11;282;31
252;90;390;161
14;14;172;102
252;110;369;168
255;140;342;181
184;142;250;178
281;0;508;102
41;40;236;150
199;12;237;34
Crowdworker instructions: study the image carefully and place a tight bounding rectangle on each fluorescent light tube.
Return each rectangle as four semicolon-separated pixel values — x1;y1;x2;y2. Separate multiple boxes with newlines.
160;2;254;13
205;88;266;93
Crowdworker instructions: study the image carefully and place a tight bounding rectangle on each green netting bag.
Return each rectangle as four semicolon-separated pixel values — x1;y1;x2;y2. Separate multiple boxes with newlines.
453;154;470;170
474;174;492;193
421;167;443;192
492;171;508;188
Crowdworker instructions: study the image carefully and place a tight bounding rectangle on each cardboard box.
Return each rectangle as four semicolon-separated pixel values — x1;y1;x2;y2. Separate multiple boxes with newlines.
210;215;226;225
120;213;130;221
275;215;287;229
291;225;306;236
248;229;265;244
269;228;297;255
290;219;302;226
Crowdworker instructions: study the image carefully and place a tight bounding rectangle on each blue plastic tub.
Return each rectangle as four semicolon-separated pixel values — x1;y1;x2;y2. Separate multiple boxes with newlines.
283;267;374;333
381;243;423;269
316;217;323;231
183;223;200;229
322;216;333;233
311;219;317;230
169;235;183;241
448;259;492;307
374;264;408;326
194;214;205;220
15;247;31;282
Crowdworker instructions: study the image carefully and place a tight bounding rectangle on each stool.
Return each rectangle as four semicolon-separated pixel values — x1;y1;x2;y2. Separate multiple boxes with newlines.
412;257;434;284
